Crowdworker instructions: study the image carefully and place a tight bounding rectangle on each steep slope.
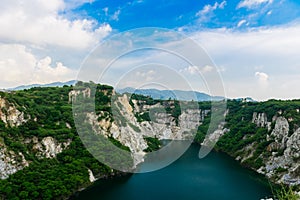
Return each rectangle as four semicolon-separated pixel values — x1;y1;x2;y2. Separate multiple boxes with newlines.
0;86;116;199
208;100;300;191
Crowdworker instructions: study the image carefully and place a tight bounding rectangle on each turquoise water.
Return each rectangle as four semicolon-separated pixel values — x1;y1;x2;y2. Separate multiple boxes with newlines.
72;143;272;200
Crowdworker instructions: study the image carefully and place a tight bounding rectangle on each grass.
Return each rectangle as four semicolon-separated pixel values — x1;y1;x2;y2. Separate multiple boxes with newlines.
270;183;300;200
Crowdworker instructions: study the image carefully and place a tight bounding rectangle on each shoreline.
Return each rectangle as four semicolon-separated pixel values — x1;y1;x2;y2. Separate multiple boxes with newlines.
69;171;131;199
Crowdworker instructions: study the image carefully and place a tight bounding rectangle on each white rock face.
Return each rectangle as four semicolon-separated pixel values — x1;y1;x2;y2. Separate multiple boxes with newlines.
256;117;300;186
285;128;300;159
252;112;271;131
270;117;289;149
0;135;71;180
86;94;203;167
68;88;91;103
33;137;71;158
0;145;29;179
0;97;28;127
88;168;96;182
236;142;257;163
202;122;229;147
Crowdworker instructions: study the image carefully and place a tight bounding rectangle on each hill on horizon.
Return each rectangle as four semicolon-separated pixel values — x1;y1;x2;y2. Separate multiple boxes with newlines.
117;87;226;102
7;80;77;91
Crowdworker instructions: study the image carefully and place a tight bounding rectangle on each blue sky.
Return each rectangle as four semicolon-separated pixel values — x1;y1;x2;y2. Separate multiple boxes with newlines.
72;0;300;30
1;0;300;100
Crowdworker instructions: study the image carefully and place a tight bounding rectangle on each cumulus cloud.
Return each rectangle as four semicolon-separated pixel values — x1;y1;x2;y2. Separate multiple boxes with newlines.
0;0;112;49
255;71;269;81
237;0;273;9
0;44;76;88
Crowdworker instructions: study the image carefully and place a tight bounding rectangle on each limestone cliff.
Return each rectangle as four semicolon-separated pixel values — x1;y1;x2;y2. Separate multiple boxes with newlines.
32;136;71;159
258;117;300;186
234;112;300;187
0;142;28;179
0;96;28;127
84;93;203;166
0;136;71;179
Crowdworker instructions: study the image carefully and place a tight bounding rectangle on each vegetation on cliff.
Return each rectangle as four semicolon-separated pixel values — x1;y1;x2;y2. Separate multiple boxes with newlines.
0;85;115;200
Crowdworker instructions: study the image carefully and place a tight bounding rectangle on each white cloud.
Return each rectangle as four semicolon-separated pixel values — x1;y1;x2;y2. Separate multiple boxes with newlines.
64;0;94;10
237;19;247;27
136;70;156;81
0;0;112;49
191;23;300;100
111;9;121;21
255;71;269;81
237;0;273;9
180;65;214;75
0;44;76;88
196;1;226;21
0;0;113;88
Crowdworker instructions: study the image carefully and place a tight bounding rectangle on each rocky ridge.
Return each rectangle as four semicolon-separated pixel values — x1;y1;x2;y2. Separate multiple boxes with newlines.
0;96;28;127
246;113;300;186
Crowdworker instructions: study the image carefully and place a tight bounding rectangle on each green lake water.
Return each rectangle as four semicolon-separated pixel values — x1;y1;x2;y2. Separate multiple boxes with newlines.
72;143;272;200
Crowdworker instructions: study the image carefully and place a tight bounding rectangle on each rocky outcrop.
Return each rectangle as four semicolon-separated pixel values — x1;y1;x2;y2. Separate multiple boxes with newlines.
32;136;71;158
0;143;29;179
236;142;256;163
255;117;300;186
88;168;96;183
269;117;290;149
0;96;28;127
202;122;229;147
252;112;271;131
0;136;71;180
68;88;91;103
1;136;71;179
285;129;300;159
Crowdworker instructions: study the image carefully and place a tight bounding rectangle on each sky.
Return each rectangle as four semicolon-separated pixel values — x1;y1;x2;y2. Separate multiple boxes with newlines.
1;0;300;100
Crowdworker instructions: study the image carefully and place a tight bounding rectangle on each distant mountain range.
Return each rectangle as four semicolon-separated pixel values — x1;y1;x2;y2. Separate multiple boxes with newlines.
117;87;226;102
6;81;255;102
7;80;77;91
